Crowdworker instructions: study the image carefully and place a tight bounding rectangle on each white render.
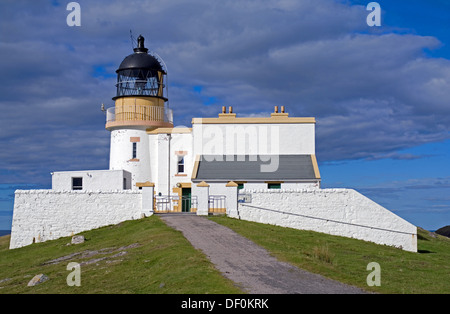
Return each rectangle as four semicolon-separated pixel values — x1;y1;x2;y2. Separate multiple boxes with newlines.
205;181;318;196
109;128;151;188
192;122;315;157
10;189;143;249
232;182;320;191
52;169;131;191
195;184;210;216
147;132;195;195
233;189;417;252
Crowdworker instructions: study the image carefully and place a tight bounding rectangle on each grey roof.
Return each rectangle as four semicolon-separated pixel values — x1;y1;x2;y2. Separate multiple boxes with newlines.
194;155;318;181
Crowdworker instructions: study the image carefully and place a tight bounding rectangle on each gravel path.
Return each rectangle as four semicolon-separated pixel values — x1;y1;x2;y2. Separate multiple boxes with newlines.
159;214;366;294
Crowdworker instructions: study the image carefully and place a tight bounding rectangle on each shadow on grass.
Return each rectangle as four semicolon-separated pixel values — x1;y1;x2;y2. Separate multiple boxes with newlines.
418;249;435;254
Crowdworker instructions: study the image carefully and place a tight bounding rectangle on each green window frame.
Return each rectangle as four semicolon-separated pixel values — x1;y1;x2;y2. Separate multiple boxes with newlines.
267;183;281;189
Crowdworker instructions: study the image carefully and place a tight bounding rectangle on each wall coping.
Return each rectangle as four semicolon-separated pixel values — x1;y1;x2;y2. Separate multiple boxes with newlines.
240;188;352;194
14;189;142;195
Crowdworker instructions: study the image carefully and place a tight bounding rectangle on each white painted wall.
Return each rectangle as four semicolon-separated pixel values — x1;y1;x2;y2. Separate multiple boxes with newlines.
148;132;195;195
282;182;320;190
52;170;131;191
148;133;159;190
10;190;143;249
195;184;209;215
155;133;170;195
170;132;194;188
109;129;151;189
196;181;319;195
192;123;315;157
208;182;229;196
241;182;319;190
234;189;417;252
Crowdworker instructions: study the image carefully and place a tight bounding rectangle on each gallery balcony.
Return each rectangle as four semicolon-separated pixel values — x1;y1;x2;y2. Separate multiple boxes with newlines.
105;105;173;130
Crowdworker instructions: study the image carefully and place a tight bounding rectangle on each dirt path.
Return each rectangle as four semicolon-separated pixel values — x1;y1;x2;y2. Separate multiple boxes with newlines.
159;214;366;294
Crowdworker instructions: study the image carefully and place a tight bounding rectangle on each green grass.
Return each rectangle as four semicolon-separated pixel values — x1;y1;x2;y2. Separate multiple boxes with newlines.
2;214;449;294
0;216;242;294
209;216;450;294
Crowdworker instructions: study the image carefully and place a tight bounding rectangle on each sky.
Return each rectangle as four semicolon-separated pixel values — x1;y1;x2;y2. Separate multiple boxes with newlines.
0;0;449;231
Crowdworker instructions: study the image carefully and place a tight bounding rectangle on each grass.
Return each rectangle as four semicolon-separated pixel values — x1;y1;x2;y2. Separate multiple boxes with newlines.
1;214;449;294
209;216;450;294
0;216;242;294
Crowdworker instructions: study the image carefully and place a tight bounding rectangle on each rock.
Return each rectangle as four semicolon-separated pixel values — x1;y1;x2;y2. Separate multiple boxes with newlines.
27;274;49;287
71;235;85;245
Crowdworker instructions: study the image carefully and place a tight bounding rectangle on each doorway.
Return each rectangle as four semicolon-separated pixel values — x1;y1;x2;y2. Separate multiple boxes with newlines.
181;188;192;212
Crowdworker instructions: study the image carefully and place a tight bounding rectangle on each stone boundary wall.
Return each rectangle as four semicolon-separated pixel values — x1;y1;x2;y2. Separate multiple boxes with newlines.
10;190;143;249
234;188;417;252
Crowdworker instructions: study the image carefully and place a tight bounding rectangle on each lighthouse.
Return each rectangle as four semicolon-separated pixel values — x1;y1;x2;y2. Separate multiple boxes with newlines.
105;35;173;188
10;34;418;253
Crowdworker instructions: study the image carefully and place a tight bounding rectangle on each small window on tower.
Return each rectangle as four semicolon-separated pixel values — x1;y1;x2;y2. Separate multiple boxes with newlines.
72;177;83;190
178;156;185;173
132;142;137;159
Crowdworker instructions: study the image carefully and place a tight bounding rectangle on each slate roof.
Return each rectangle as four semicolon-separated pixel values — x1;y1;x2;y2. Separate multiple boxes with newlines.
193;155;319;181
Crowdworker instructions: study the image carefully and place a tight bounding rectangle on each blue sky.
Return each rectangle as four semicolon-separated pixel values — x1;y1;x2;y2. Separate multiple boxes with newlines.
318;0;450;229
0;0;449;231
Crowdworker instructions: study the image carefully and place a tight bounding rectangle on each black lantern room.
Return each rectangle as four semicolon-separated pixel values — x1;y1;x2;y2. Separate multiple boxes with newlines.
113;35;167;101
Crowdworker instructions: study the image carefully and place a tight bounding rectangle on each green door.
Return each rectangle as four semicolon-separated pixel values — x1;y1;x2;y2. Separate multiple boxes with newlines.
181;188;191;212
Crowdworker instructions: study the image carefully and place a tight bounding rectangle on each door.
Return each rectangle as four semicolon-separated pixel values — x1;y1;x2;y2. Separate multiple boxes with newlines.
181;188;191;212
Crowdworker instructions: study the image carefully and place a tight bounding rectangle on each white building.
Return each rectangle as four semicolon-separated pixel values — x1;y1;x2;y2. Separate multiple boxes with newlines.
10;35;417;252
54;35;321;209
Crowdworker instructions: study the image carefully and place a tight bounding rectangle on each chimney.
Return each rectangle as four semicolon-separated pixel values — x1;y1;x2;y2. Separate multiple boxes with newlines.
219;105;236;117
271;105;288;117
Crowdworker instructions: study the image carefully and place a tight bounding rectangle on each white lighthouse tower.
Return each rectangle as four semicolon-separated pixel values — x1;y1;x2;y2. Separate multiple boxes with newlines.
105;35;173;189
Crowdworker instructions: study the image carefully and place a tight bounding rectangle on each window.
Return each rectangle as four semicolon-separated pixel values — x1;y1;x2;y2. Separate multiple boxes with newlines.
72;177;83;190
267;183;281;189
178;156;185;173
132;142;137;159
